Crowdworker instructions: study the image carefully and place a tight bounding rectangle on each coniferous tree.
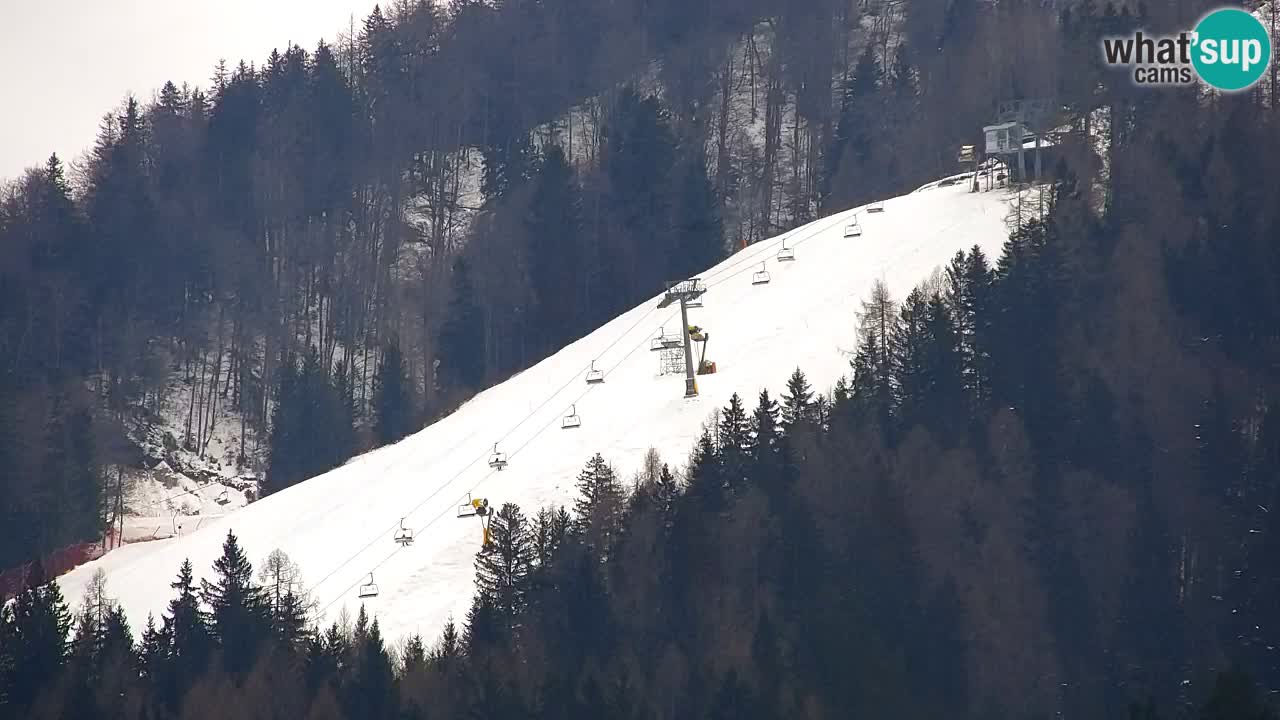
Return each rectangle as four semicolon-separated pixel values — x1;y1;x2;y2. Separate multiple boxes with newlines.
474;502;536;624
345;618;397;720
822;45;882;205
438;256;486;394
718;393;751;491
159;558;211;709
430;617;461;672
201;531;270;676
573;454;625;556
265;352;302;496
373;338;413;446
526;144;583;354
671;154;725;279
780;368;814;430
2;568;72;710
685;428;727;513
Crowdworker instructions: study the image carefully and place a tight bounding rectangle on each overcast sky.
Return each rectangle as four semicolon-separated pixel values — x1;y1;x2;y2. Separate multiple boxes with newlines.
0;0;380;181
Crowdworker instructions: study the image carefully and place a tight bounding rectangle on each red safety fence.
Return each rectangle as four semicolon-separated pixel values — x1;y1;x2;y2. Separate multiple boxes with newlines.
0;540;105;604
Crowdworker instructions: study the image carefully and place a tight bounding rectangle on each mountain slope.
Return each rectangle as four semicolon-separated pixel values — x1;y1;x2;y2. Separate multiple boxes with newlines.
57;179;1016;644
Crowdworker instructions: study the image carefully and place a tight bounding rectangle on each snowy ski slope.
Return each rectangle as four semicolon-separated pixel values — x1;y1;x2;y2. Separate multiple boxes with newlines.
58;181;1016;644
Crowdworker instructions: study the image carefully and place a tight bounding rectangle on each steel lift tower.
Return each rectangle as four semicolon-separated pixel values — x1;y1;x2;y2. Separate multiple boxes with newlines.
657;278;707;398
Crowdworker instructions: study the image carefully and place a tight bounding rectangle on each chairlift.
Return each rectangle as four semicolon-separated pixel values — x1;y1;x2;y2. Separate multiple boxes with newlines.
457;493;477;518
751;262;771;286
215;488;230;505
487;443;508;470
844;220;862;238
393;518;414;546
650;329;683;351
776;239;795;262
867;200;885;213
561;404;582;430
585;361;604;384
358;573;379;598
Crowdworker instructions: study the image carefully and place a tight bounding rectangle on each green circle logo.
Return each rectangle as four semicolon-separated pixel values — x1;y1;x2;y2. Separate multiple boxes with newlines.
1191;8;1272;91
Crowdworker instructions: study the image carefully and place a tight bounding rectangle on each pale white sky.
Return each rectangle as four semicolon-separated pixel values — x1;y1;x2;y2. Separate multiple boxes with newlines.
0;0;380;181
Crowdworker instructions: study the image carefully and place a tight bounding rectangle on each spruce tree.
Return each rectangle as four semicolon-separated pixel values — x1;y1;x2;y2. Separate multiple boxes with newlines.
201;531;270;676
438;256;485;393
672;154;725;279
265;352;301;496
526;144;583;353
473;502;536;623
718;393;751;490
3;568;72;710
401;634;427;674
780;368;814;429
430;617;460;672
685;428;727;513
160;558;211;709
822;46;882;204
373;338;413;446
573;454;625;555
345;618;397;720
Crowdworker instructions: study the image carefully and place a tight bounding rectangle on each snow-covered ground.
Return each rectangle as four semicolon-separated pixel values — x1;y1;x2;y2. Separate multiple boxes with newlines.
59;179;1018;644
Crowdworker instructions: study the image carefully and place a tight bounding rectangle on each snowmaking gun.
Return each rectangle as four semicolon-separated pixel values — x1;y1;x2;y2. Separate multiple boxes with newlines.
688;326;716;375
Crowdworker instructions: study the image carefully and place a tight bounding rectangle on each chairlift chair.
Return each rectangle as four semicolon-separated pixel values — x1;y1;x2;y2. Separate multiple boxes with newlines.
776;239;795;262
561;404;582;430
215;489;230;505
487;443;508;471
751;262;771;285
650;329;683;351
458;493;477;518
867;200;885;213
585;361;604;384
393;518;414;546
358;573;379;598
844;220;862;238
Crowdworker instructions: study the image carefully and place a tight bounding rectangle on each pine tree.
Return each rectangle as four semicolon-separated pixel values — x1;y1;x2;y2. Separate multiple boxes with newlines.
201;531;270;676
474;502;536;623
373;338;413;446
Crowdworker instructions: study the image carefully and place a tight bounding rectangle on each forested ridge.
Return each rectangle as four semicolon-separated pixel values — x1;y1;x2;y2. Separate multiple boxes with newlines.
6;0;1280;716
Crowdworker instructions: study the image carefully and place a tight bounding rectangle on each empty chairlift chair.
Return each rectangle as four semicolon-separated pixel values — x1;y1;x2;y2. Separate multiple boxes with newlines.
215;488;230;505
776;239;795;262
585;361;605;384
393;518;414;546
752;262;771;285
867;200;885;213
488;443;508;471
358;573;379;598
562;404;582;430
458;493;477;518
844;219;862;238
650;329;683;351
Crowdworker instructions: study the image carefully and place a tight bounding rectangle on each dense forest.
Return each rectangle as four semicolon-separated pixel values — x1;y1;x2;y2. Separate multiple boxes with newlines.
6;0;1280;716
